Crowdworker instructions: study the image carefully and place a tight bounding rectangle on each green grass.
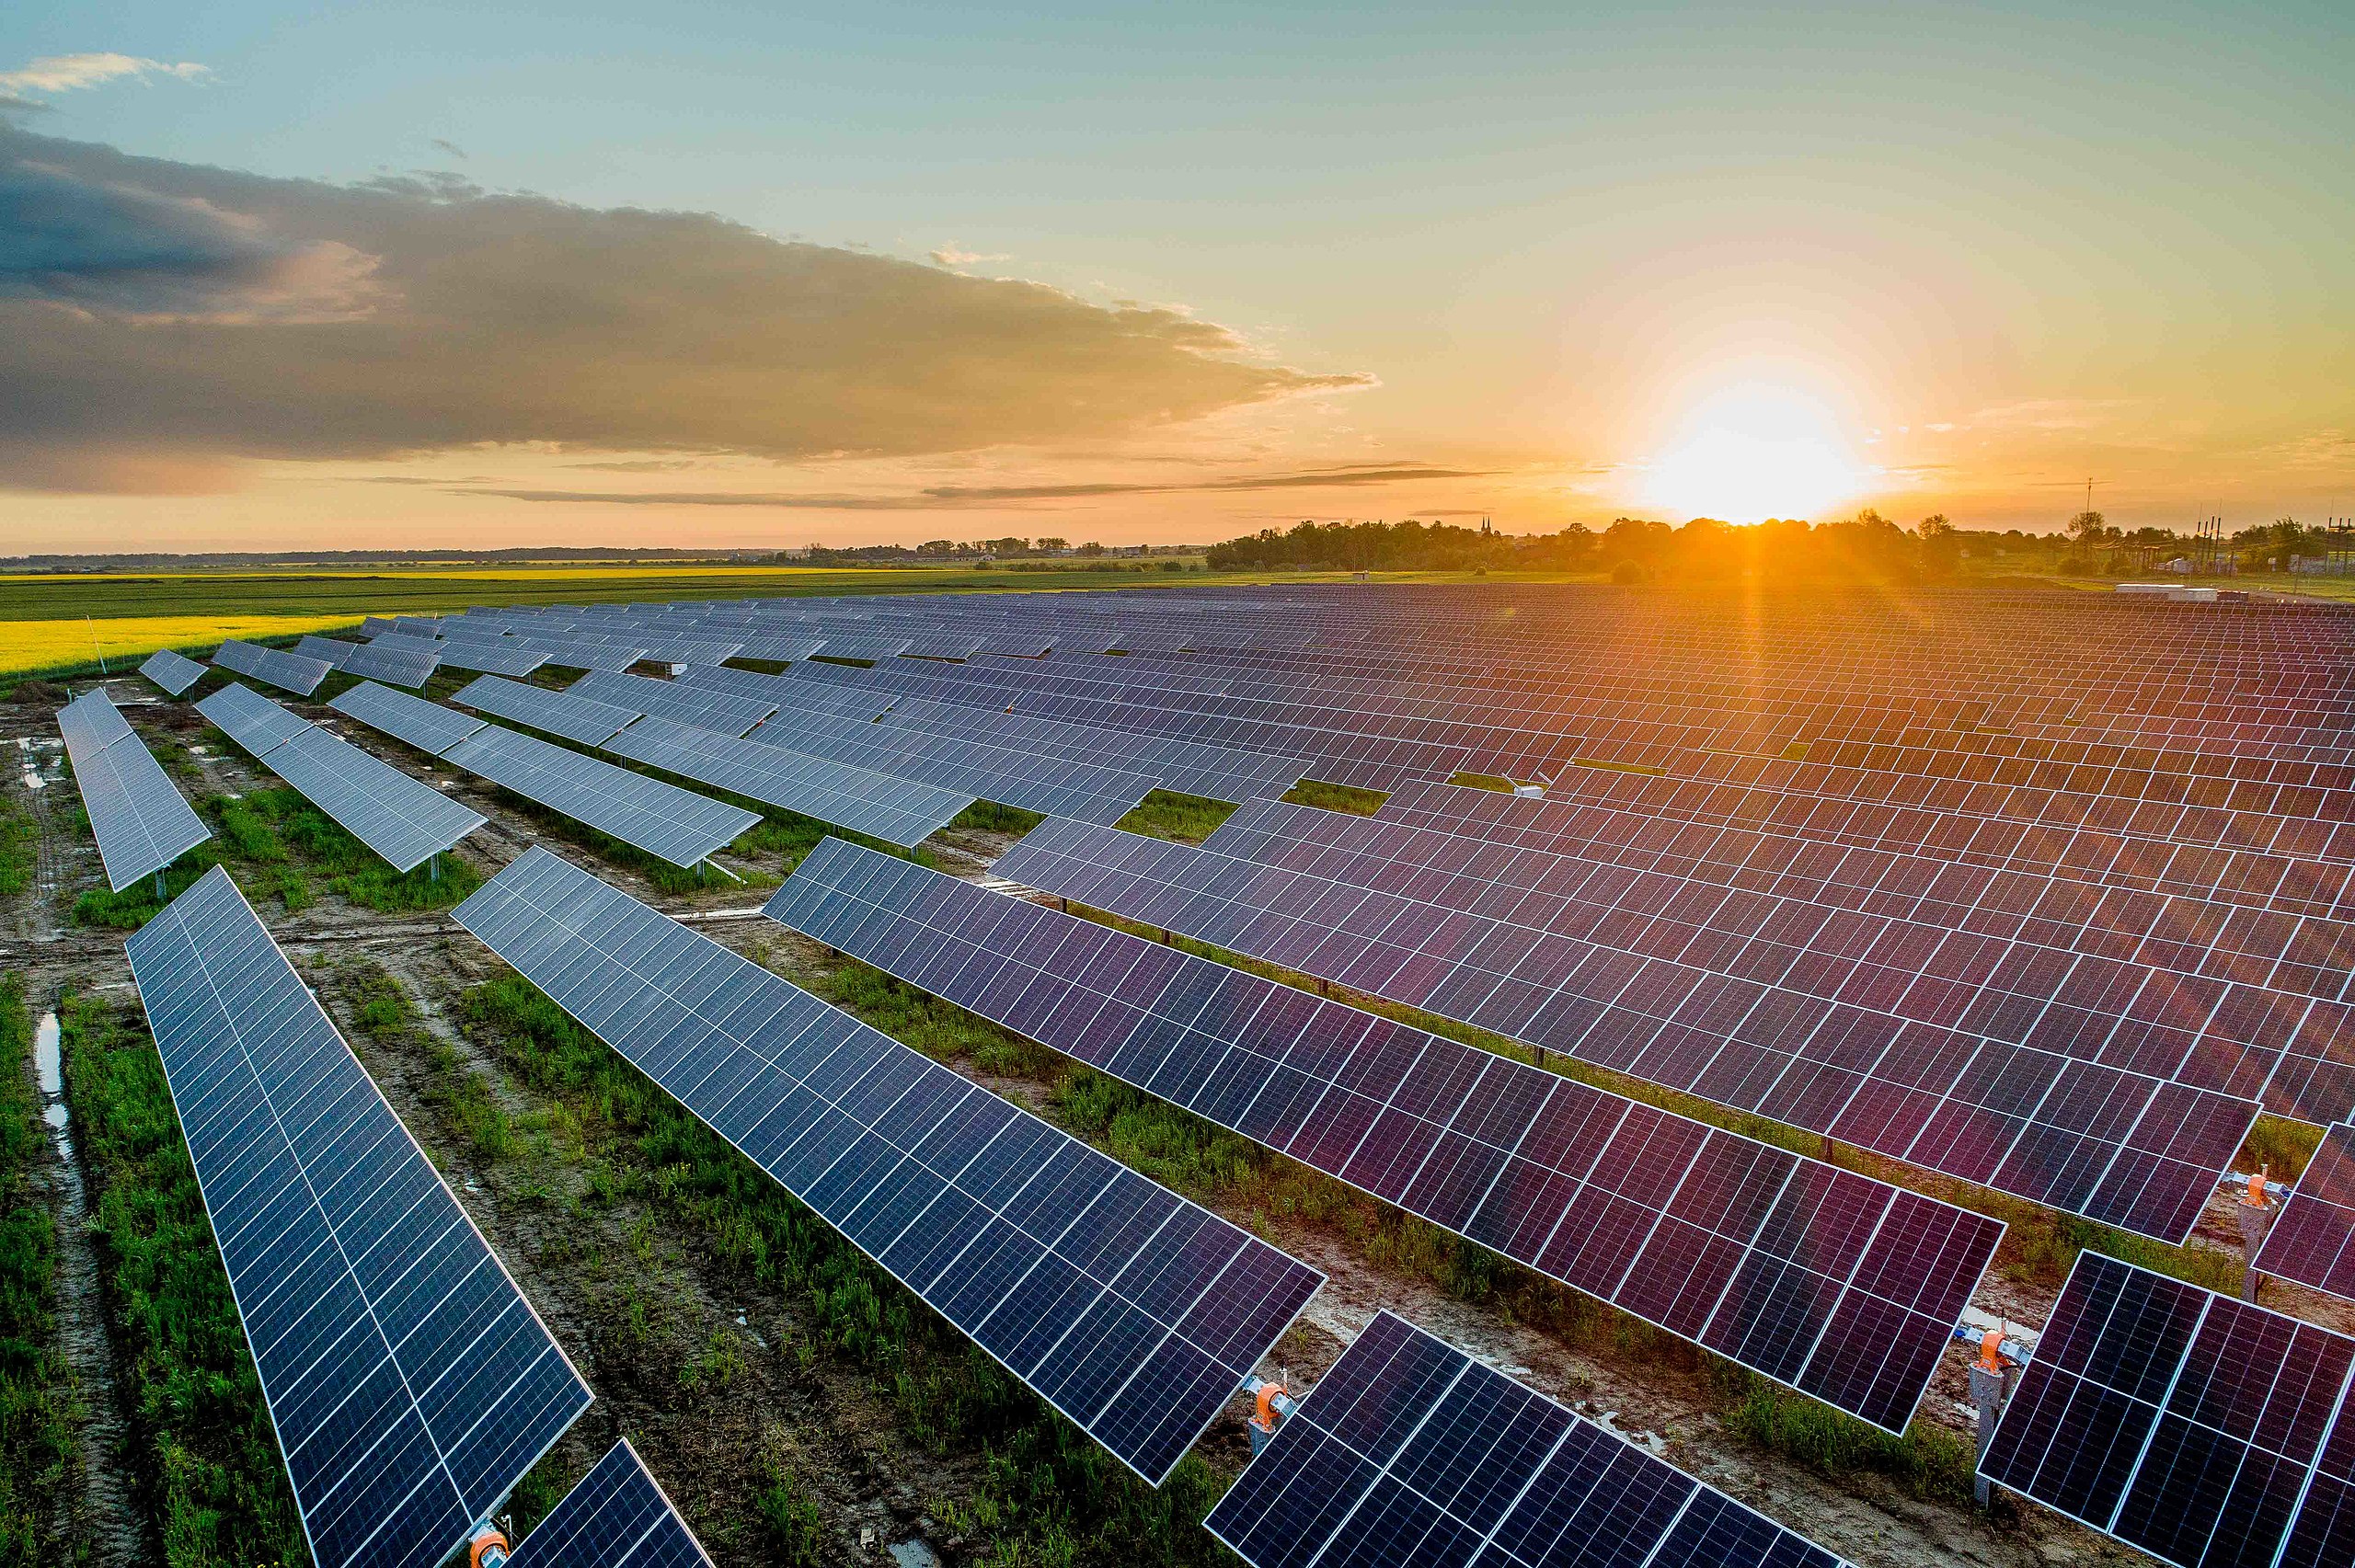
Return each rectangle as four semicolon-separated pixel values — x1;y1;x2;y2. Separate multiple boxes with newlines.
1;976;78;1568
459;973;1237;1567
0;795;31;901
72;784;478;928
59;994;304;1568
1112;790;1237;843
1278;780;1387;815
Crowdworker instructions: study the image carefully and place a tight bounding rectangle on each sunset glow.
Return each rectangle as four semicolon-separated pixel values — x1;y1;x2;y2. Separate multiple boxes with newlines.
1637;388;1867;524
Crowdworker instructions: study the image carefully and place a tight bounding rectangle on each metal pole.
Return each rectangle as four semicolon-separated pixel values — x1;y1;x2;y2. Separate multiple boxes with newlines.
2239;1192;2278;1302
1971;1361;2009;1507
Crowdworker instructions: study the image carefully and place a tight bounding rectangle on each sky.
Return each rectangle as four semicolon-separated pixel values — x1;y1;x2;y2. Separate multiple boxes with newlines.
2;1;2350;553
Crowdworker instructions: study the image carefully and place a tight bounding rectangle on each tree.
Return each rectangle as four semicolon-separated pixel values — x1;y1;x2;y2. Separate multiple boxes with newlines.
984;536;1028;555
1035;536;1070;555
2066;509;2107;542
1076;542;1106;556
917;539;956;555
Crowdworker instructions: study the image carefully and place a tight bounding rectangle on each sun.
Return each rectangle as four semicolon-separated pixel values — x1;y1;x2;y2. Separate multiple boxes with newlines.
1638;385;1867;524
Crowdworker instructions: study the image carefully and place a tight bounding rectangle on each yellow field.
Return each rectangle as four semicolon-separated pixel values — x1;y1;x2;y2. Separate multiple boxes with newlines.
0;614;363;678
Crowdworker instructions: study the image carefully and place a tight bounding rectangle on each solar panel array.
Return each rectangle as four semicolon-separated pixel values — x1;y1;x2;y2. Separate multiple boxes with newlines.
454;848;1323;1483
602;715;971;848
138;647;207;695
737;705;1158;825
455;675;640;745
213;638;335;696
570;669;777;737
765;838;2002;1433
125;867;593;1568
1980;1252;2355;1568
341;640;442;689
500;1441;712;1568
431;639;552;677
329;679;487;757
57;687;213;890
197;683;486;871
1207;1311;1844;1568
442;725;759;866
2258;1123;2355;1303
996;813;2253;1242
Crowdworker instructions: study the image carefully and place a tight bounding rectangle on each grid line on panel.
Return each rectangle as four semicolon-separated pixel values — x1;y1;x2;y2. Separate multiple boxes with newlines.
140;647;208;695
441;725;759;866
764;837;2003;1435
214;640;335;697
328;681;487;757
57;689;212;890
601;715;971;848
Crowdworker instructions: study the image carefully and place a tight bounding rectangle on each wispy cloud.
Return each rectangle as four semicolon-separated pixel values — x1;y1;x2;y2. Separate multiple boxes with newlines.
0;53;209;97
455;463;1488;509
430;137;467;159
930;244;1010;268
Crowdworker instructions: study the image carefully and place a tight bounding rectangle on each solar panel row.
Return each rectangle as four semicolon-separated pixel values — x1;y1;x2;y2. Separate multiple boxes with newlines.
1206;1311;1844;1568
570;670;776;737
455;675;639;745
1980;1252;2355;1568
500;1441;712;1568
994;816;2249;1243
57;687;213;890
126;867;593;1568
441;726;758;867
454;847;1323;1483
764;838;2003;1434
139;647;208;695
214;639;335;697
196;683;485;871
329;680;487;757
737;706;1158;825
602;715;971;848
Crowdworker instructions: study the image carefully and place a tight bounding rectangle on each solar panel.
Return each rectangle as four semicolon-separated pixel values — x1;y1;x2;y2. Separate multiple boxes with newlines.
454;675;639;746
442;724;759;866
1207;1311;1844;1568
214;639;335;696
810;635;914;662
569;670;777;737
513;638;648;671
2257;1123;2355;1302
329;680;487;757
741;709;1156;826
296;635;361;669
500;1441;710;1568
454;847;1322;1483
727;634;829;663
679;663;897;720
602;715;971;848
433;640;552;678
878;695;1310;805
1979;1252;2355;1568
255;725;486;871
996;815;2255;1243
57;689;212;890
764;838;2002;1434
339;641;442;689
125;867;592;1568
197;681;314;755
139;647;207;695
360;615;401;636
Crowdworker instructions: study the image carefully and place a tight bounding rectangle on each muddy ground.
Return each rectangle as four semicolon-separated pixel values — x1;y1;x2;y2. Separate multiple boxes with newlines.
12;674;2315;1568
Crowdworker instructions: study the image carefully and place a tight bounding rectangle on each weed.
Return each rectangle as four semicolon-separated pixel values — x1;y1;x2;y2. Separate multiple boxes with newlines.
1;976;78;1567
1111;791;1236;843
1278;780;1386;814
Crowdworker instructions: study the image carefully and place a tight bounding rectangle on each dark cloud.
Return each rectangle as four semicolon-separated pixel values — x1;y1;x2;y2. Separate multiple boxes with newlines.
458;463;1489;509
0;124;1368;491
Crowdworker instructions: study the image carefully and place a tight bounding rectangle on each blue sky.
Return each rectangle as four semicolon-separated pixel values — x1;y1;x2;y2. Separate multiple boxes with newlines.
4;2;2350;547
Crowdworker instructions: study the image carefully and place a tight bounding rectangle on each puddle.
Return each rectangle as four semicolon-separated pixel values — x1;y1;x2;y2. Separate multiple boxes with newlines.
888;1539;942;1568
31;1009;152;1568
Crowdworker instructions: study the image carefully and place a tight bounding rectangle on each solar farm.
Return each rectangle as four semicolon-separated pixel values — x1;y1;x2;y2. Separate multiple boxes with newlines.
14;578;2355;1568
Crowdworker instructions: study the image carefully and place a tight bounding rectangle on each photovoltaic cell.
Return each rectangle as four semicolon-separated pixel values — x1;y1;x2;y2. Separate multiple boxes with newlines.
57;688;212;890
2257;1123;2355;1303
740;708;1157;826
442;724;759;865
339;641;442;689
125;867;592;1568
1207;1311;1845;1568
214;638;335;696
602;715;971;848
329;681;486;757
454;675;639;746
764;838;2002;1434
1979;1252;2355;1568
680;663;897;720
569;670;777;737
500;1441;710;1568
810;635;914;662
139;647;207;695
512;638;648;671
197;681;316;755
454;848;1322;1483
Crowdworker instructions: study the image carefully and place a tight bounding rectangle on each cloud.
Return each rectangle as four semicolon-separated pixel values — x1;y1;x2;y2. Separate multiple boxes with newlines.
0;124;1367;492
0;53;208;97
455;463;1490;509
431;137;467;159
930;245;1010;267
